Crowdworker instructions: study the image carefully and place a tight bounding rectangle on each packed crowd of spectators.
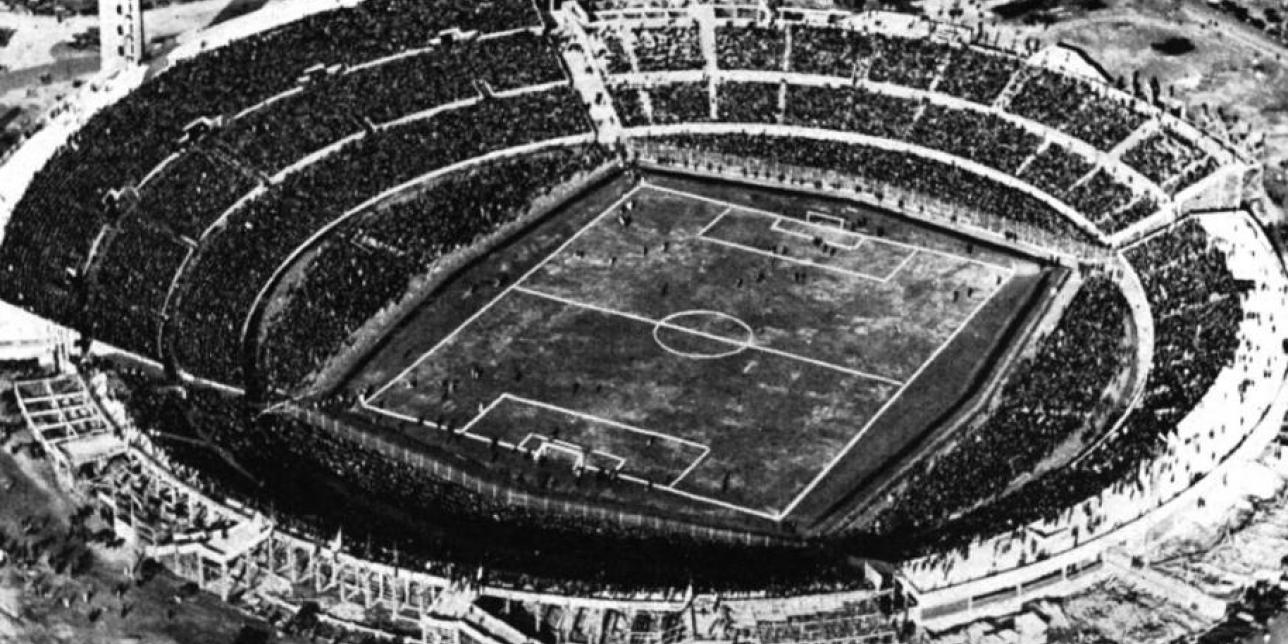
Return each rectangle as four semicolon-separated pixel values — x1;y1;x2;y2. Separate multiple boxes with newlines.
1016;144;1095;197
170;89;591;385
866;275;1131;537
220;32;565;174
654;80;1044;186
716;81;781;124
133;150;260;240
117;370;266;502
0;0;542;364
1121;127;1207;187
86;220;190;356
906;105;1041;174
866;34;948;90
788;25;874;78
609;83;651;127
116;374;875;595
647;132;1093;242
715;24;785;71
650;82;712;124
1007;69;1147;151
601;28;637;74
786;26;1019;103
258;145;609;390
784;84;918;140
934;46;1022;105
1169;155;1220;196
1018;148;1153;234
860;223;1243;553
632;24;706;72
1063;169;1135;230
1098;197;1159;235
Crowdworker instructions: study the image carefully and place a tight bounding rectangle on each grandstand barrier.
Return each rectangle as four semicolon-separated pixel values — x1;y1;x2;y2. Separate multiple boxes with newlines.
906;211;1288;631
289;406;784;548
631;138;1108;262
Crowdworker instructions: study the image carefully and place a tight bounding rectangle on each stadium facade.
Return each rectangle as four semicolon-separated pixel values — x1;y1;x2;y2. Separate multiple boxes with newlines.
0;0;1284;641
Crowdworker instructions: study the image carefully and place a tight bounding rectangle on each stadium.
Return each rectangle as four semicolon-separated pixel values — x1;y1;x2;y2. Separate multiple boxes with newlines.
1;0;1286;641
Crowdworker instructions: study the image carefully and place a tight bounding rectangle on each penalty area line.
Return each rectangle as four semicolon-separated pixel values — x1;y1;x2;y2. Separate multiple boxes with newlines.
774;268;1016;519
696;234;890;284
501;393;710;450
644;182;1011;272
364;391;779;520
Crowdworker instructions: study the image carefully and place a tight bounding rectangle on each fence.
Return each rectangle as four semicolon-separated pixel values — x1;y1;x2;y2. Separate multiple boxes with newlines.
284;406;783;547
632;141;1114;263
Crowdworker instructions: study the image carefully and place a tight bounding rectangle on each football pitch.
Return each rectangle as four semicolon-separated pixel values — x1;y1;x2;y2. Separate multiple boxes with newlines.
361;179;1028;520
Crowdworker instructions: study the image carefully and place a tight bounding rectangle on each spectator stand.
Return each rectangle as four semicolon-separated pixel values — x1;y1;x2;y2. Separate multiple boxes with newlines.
102;430;898;644
153;80;579;383
601;40;1173;239
61;396;902;644
623;121;1110;249
101;447;272;602
553;13;624;143
902;211;1288;630
236;132;599;376
584;2;701;26
0;64;149;250
629;128;1107;262
164;85;591;386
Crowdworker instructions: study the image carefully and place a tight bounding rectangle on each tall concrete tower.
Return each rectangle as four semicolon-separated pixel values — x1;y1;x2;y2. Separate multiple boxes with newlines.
98;0;145;70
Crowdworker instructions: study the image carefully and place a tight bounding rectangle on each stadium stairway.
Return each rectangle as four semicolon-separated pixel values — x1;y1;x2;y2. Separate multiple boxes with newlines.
557;8;624;143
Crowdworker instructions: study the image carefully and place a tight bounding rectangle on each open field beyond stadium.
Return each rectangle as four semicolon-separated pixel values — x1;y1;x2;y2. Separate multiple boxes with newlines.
362;181;1025;519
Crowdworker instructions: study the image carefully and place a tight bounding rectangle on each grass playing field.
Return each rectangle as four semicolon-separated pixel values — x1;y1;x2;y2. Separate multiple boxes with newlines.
358;175;1042;521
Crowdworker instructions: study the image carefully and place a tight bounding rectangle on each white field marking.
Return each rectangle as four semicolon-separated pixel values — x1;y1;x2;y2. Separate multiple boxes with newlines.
363;184;646;403
535;440;586;469
617;473;652;486
668;449;710;487
358;397;515;451
805;211;846;227
458;395;508;434
644;182;1011;272
513;285;906;387
695;206;733;238
359;181;999;520
501;393;709;449
462;395;738;507
514;432;629;471
774;264;1018;519
662;484;780;521
652;309;754;360
697;235;892;284
586;448;627;472
881;250;918;283
359;398;420;424
769;217;865;251
517;432;545;452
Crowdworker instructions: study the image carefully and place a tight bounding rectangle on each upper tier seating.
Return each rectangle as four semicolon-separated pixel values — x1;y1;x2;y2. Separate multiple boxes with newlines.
715;24;786;71
868;275;1131;536
875;222;1243;552
646;132;1093;243
169;88;591;385
259;145;608;390
1007;69;1147;151
219;31;565;174
118;372;875;595
0;0;542;353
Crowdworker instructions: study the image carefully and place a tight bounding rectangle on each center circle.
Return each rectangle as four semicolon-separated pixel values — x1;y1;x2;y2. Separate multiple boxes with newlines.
652;310;755;360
